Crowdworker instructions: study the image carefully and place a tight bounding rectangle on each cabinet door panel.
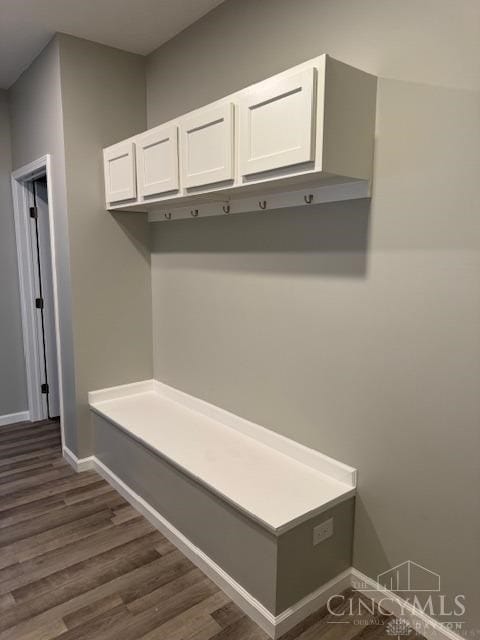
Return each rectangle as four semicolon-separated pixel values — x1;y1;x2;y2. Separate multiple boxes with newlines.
181;103;234;188
240;68;316;176
104;141;136;204
137;125;179;197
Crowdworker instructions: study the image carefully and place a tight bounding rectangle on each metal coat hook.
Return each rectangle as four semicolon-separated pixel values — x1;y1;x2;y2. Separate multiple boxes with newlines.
164;212;172;220
222;204;231;214
259;200;267;210
191;209;199;217
304;194;314;204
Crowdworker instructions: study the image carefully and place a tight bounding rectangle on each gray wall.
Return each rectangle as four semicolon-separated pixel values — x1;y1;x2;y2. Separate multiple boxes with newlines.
8;35;151;456
58;35;152;457
0;90;27;416
147;0;480;629
8;38;78;445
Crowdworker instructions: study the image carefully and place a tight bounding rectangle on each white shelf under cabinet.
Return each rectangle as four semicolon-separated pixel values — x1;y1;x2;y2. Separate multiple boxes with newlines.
103;54;377;219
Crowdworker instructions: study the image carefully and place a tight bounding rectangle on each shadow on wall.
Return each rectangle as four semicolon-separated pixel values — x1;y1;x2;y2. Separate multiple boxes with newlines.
151;198;371;278
112;211;151;263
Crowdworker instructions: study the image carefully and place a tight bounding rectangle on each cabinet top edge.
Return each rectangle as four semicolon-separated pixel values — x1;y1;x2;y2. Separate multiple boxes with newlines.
103;53;375;153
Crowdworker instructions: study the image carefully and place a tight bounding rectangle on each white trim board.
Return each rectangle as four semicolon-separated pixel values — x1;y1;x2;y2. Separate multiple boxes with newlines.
0;411;30;427
89;379;356;487
147;180;371;223
62;447;95;472
11;155;66;448
64;450;465;640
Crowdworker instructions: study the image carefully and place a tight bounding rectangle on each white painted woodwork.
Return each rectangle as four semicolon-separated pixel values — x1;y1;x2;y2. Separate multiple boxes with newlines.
103;141;136;203
136;125;179;197
180;102;235;188
89;379;356;534
103;55;377;215
239;67;317;176
147;180;370;223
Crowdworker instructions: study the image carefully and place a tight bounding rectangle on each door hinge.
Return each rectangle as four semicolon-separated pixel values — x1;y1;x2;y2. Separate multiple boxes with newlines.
41;383;49;394
29;206;38;219
35;297;44;309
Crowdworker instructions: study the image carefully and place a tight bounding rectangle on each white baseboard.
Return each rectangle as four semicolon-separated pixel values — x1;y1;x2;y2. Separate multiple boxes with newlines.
62;447;95;472
0;411;30;427
67;454;465;640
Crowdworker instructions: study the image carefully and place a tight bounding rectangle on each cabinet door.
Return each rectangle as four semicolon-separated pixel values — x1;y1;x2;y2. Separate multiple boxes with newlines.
136;125;179;197
103;141;136;204
239;68;317;176
180;103;234;188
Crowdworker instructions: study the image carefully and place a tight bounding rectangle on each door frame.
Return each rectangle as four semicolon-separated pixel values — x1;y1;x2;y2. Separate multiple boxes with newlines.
11;155;64;439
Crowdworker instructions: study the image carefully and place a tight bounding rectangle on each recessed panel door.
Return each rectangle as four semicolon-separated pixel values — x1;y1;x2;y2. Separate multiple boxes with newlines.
180;103;234;189
103;141;136;204
137;125;179;197
240;68;317;176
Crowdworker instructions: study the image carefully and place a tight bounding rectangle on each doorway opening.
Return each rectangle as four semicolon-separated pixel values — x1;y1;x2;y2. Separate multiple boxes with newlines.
11;155;63;434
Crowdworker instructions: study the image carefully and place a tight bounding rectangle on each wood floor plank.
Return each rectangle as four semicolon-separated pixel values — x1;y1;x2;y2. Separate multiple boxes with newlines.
3;518;158;597
0;420;421;640
0;457;60;483
52;603;132;640
136;591;229;640
120;551;195;606
0;467;73;499
0;548;161;637
0;470;102;513
125;565;204;613
0;433;61;455
207;614;268;640
62;593;124;630
0;490;124;548
0;446;62;470
0;420;57;438
89;577;220;640
0;424;60;446
10;509;117;563
62;480;115;505
0;552;173;639
210;600;245;629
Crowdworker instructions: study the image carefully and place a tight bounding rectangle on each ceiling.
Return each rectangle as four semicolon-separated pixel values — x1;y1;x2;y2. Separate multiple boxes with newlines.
0;0;224;89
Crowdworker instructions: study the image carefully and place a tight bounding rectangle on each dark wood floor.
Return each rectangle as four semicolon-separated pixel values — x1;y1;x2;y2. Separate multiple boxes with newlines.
0;419;416;640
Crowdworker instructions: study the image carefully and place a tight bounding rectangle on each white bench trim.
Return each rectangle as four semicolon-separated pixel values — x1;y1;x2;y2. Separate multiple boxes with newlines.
88;379;356;534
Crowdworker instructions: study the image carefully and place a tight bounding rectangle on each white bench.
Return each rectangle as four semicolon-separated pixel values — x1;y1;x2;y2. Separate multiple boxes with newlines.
88;379;357;637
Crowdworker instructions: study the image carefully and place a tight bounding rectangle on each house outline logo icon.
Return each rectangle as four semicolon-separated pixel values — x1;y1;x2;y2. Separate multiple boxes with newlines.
377;560;441;592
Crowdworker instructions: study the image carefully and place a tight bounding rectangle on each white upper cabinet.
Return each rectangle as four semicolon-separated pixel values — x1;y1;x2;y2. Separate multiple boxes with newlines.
136;125;179;197
104;55;377;214
180;103;234;189
239;68;317;177
103;141;136;204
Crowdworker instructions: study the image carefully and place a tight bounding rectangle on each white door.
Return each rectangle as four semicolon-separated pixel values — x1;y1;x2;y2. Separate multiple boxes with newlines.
29;178;60;419
136;125;179;197
103;141;137;204
239;67;317;176
180;103;234;188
